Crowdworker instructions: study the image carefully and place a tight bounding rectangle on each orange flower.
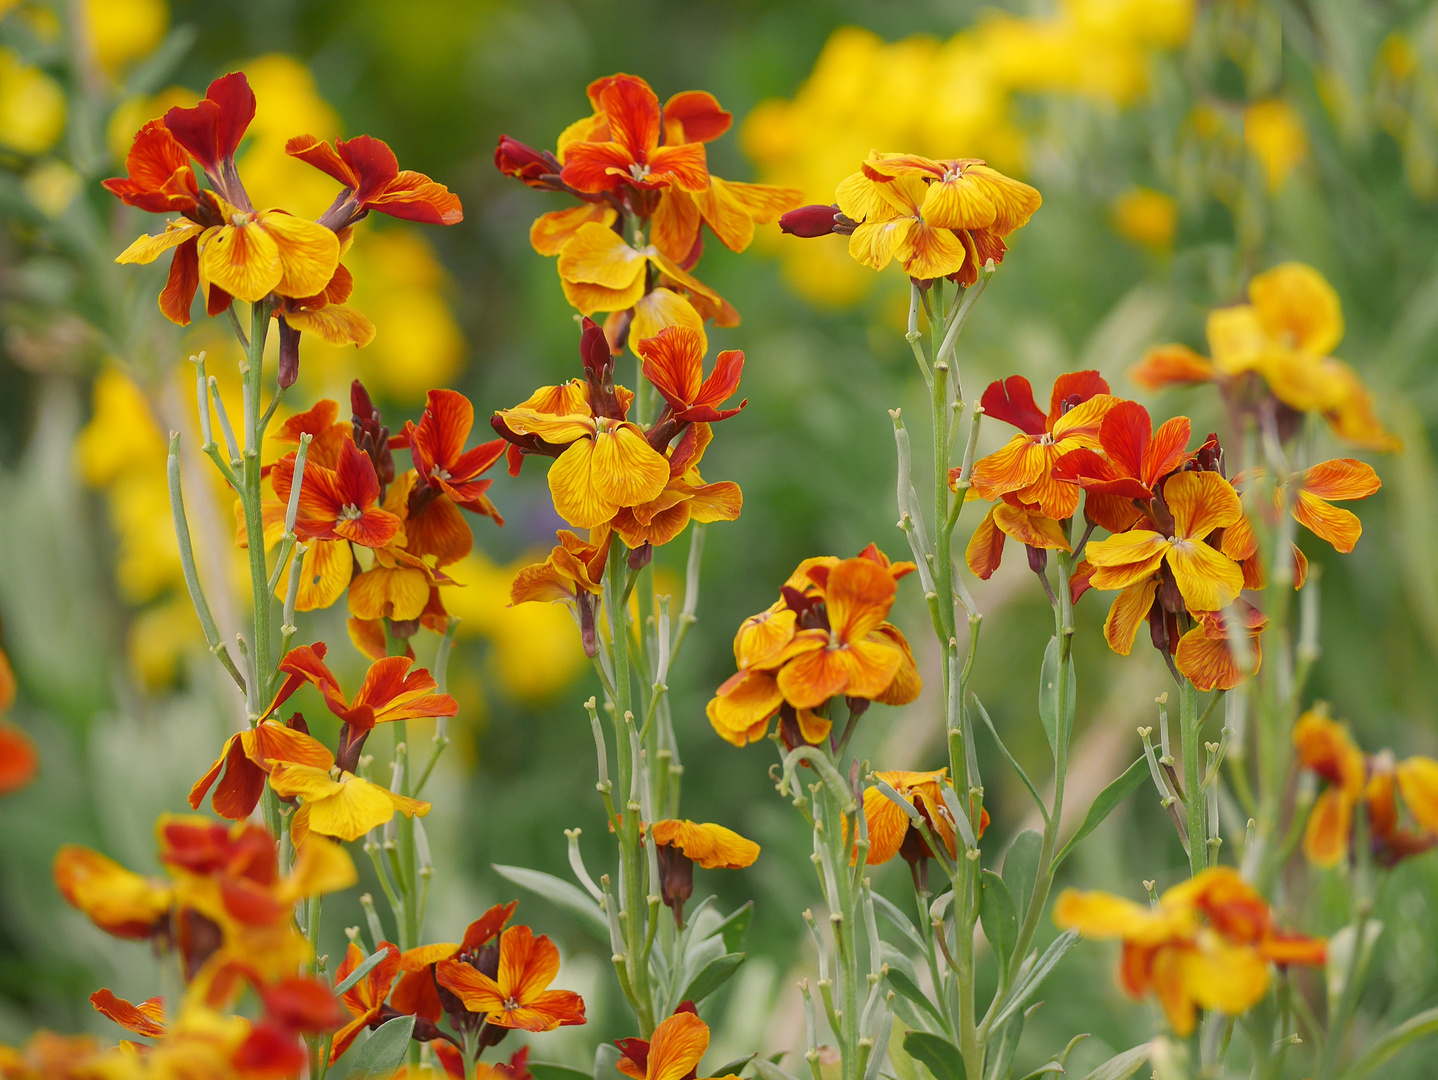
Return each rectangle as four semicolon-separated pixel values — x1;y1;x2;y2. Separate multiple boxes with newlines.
1290;459;1381;553
560;75;710;196
267;642;458;741
189;196;341;306
435;925;586;1032
328;943;401;1063
964;502;1072;580
89;988;167;1038
1174;600;1266;691
652;819;759;922
609;423;742;549
965;372;1117;520
614;1010;725;1080
1085;471;1245;614
188;716;335;821
707;547;919;747
399;902;517;1040
858;769;988;868
400;389;507;528
1294;711;1369;866
287;134;463;230
1054;867;1325;1036
271;438;400;548
637;326;746;425
52;846;172;940
1051;399;1193;533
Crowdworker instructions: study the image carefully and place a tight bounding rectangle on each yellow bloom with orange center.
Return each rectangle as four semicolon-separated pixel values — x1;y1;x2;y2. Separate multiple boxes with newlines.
1055;867;1325;1036
857;769;989;866
1085;471;1245;613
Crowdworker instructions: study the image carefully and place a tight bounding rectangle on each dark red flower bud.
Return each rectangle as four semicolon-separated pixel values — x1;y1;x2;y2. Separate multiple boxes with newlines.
780;204;841;238
351;379;395;488
494;135;562;188
277;318;301;389
580;317;624;420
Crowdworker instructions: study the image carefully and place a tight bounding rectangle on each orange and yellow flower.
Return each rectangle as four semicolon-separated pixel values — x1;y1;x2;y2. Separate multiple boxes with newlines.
614;1010;737;1080
435;925;586;1033
1055;867;1325;1036
857;769;988;868
651;819;759;921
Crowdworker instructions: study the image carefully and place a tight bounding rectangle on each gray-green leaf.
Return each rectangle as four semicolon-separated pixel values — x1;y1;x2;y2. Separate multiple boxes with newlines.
1078;1043;1151;1080
531;1065;595;1080
1053;758;1148;871
715;901;754;953
978;871;1017;981
1038;637;1076;758
492;863;608;941
886;965;949;1033
904;1032;967;1080
1003;830;1043;924
1338;1007;1438;1080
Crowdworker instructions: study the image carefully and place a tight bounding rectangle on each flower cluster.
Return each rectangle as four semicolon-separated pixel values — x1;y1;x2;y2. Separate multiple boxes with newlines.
496;319;744;645
250;381;506;653
780;151;1040;286
1294;709;1438;867
706;545;921;747
964;346;1381;690
1054;867;1326;1035
105;70;460;374
496;73;802;349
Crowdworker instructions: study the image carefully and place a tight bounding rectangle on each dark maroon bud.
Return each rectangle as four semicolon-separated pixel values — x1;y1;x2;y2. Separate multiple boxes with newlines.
780;203;842;238
284;712;309;736
1026;544;1048;575
494;136;561;187
627;542;653;572
580;318;624;420
351;379;395;487
655;841;695;926
277;317;300;389
578;593;600;659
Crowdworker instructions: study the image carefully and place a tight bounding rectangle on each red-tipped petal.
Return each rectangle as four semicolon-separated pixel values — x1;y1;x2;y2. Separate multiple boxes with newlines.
980;376;1047;436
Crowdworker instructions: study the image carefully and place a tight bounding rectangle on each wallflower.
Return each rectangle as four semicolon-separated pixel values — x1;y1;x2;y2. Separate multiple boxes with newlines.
436;925;586;1033
1244;100;1308;191
614;1010;735;1080
560;76;709;196
651;819;759;922
1131;263;1399;452
857;769;988;868
508;527;613;657
286;133;463;229
707;547;920;747
271;437;400;548
327;942;449;1064
189;716;335;821
270;763;430;845
1111;186;1177;250
1055;867;1325;1036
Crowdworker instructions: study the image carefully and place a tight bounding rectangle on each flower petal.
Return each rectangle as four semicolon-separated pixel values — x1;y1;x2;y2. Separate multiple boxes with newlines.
1166;540;1244;612
1165;470;1242;539
1104;578;1158;656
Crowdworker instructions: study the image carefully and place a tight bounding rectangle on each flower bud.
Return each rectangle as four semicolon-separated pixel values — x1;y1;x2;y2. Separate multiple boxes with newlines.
277;318;300;389
494;135;561;188
779;204;841;238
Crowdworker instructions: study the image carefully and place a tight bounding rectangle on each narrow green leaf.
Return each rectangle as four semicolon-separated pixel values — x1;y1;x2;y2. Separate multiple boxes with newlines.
903;1032;967;1080
982;1013;1023;1080
1014;1067;1063;1080
682;951;745;1003
332;948;387;996
752;1058;805;1080
972;693;1048;823
1053;758;1149;870
1078;1043;1151;1080
492;864;608;941
1338;1007;1438;1080
1003;830;1043;924
337;1015;414;1080
991;930;1081;1029
594;1043;625;1080
1038;637;1075;757
872;891;927;952
531;1065;595;1080
886;965;949;1033
715;900;754;953
978;871;1017;981
710;1054;758;1078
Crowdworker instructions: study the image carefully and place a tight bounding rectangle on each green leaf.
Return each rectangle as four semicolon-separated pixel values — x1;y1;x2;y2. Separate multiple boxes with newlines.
872;891;927;952
885;965;949;1033
682;951;745;1003
492;864;608;941
978;871;1017;981
982;1013;1023;1080
1078;1044;1151;1080
1002;830;1043;924
1338;1007;1438;1080
714;900;754;953
1053;757;1149;870
594;1044;625;1080
332;948;388;996
972;693;1048;823
903;1032;967;1080
1038;637;1075;758
752;1058;805;1080
991;930;1081;1030
336;1015;413;1080
531;1065;595;1080
710;1054;758;1078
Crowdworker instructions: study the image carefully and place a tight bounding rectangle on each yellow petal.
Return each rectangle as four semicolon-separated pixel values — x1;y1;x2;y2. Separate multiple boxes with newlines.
557;222;647;289
260;211;342;299
590;424;671;508
630;288;706;353
199;221;282;303
115;220;202;265
284;304;376;347
547;439;614;529
1165;540;1244;612
848;217;912;271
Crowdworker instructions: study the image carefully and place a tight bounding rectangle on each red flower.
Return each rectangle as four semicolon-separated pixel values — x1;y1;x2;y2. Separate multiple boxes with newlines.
272;438;401;548
162;72;256;206
101;121;201;215
267;643;459;739
401;389;507;515
561;75;710;195
637;326;746;424
287;134;463;230
1052;399;1192;531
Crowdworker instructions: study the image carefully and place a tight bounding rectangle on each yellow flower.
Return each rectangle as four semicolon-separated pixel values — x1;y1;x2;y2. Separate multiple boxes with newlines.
1111;186;1177;250
269;762;431;844
0;46;65;155
1244;99;1308;192
84;0;168;77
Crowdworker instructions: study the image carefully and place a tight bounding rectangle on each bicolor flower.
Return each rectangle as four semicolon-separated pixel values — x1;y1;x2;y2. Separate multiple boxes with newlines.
435;925;586;1033
271;438;402;549
53;846;172;940
1085;470;1245;614
614;1010;732;1080
286;133;463;230
857;769;988;869
560;75;710;196
89;988;167;1038
1174;600;1265;691
1293;710;1368;867
161;72;256;206
1051;399;1192;533
188;716;336;821
965;372;1118;520
651;819;759;923
1054;867;1325;1036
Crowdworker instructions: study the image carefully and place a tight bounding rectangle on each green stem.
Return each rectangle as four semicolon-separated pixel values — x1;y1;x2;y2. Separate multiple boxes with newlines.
238;301;273;722
1180;677;1207;875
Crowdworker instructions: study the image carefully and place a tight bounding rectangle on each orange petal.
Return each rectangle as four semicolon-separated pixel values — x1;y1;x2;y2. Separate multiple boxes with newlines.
530;204;617;257
966;507;1006;580
647;1010;710;1080
1395;756;1438;833
706;669;782;746
1165;471;1242;539
1104;578;1158;656
1129;343;1215;391
1166;539;1244;612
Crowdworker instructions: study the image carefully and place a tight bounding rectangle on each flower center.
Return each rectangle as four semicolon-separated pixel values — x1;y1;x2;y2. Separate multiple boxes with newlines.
628;162;651;182
504;995;520;1011
432;466;451;481
339;503;364;521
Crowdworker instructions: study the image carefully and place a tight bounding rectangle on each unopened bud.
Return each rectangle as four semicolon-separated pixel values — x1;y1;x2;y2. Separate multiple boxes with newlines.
277;317;301;389
780;203;842;238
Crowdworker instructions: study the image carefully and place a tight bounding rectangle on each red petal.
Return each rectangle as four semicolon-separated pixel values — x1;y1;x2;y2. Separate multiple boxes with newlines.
1099;399;1152;479
335;439;382;509
337;135;401;204
560;141;637;193
1144;416;1192;487
415;389;476;474
285;134;357;188
980;376;1047;436
206;72;256;161
366;170;463;225
601;75;661;159
1047;370;1110;428
159;240;200;327
692;348;745;411
663;90;732;143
